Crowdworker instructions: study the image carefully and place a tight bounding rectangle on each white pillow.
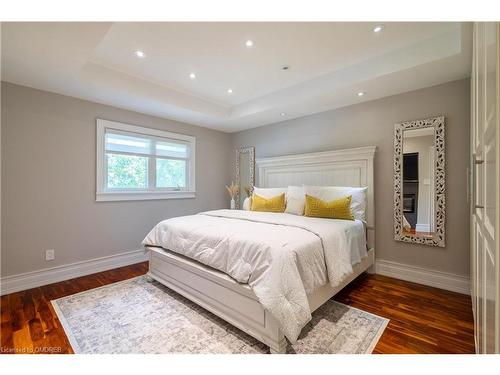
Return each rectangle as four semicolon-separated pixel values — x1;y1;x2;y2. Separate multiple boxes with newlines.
304;185;367;221
252;187;287;199
285;186;305;215
242;197;251;210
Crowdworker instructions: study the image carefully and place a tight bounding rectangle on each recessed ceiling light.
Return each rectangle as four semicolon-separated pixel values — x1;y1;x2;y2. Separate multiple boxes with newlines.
189;73;196;79
134;50;146;58
245;40;254;47
373;25;384;33
280;112;286;116
357;92;365;97
227;88;233;94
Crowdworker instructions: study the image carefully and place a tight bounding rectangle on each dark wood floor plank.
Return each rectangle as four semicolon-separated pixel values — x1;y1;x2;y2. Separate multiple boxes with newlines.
0;321;14;349
1;295;11;324
22;291;36;322
37;299;56;333
8;292;24;332
28;318;45;342
0;262;474;354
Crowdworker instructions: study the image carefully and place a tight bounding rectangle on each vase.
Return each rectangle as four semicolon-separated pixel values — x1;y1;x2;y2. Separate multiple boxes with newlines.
230;198;236;210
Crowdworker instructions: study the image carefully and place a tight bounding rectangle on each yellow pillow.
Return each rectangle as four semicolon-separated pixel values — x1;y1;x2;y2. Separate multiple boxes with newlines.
304;194;354;220
250;193;286;213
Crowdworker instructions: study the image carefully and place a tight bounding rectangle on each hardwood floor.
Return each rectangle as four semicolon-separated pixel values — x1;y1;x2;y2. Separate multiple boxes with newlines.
0;262;475;354
334;273;475;354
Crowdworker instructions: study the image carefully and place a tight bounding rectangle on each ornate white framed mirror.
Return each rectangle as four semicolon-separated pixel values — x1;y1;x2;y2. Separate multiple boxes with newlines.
394;116;445;247
235;147;255;209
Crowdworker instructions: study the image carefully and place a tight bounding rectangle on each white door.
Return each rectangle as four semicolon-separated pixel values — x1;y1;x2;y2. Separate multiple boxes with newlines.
471;22;499;354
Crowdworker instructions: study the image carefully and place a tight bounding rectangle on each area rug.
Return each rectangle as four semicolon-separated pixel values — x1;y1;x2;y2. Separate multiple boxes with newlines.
51;276;388;354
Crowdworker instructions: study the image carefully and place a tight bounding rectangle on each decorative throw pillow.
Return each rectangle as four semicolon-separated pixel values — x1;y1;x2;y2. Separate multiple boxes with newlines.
285;185;306;215
304;185;367;221
304;194;354;220
251;193;286;213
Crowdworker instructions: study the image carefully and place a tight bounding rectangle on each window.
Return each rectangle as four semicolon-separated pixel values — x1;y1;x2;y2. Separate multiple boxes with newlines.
96;119;195;201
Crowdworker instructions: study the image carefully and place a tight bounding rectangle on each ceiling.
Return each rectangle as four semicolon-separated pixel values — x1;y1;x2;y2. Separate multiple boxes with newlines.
1;22;472;132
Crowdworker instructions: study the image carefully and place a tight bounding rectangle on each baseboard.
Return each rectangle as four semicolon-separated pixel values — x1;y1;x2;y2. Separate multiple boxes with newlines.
375;259;470;295
0;252;470;296
0;249;148;296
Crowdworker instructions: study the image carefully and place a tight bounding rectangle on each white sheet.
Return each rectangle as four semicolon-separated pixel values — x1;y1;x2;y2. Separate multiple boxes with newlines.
142;209;366;343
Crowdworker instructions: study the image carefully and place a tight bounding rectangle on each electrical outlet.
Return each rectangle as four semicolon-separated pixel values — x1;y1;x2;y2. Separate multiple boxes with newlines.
45;249;55;261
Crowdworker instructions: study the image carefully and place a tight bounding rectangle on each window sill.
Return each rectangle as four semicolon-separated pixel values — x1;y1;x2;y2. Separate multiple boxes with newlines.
96;190;196;202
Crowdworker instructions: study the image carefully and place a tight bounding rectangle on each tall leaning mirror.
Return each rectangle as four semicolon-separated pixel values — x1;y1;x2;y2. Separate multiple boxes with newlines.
235;147;255;209
394;116;445;247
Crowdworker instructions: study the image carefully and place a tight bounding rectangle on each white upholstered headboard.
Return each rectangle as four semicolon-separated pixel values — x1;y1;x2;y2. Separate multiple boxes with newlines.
256;146;376;249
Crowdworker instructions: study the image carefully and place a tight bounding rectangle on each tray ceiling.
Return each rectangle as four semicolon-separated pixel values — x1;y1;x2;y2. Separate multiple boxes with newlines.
1;22;472;132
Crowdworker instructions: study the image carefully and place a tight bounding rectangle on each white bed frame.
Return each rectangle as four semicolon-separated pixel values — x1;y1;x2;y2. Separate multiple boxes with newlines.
146;146;376;353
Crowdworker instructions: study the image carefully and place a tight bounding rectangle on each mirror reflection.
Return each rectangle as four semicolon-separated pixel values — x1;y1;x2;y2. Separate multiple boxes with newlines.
402;128;436;238
235;147;255;209
238;153;251;208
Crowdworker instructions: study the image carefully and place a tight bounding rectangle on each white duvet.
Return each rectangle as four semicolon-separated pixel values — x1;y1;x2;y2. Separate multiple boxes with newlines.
142;209;366;343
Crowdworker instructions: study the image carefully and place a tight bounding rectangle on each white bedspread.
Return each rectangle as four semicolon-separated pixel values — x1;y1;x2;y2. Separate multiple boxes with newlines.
142;209;366;342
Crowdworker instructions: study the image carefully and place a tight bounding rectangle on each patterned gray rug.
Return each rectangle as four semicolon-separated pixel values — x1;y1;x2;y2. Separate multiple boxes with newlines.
52;276;388;354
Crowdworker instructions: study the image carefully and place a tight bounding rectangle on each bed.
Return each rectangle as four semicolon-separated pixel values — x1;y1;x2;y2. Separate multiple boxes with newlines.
143;146;376;353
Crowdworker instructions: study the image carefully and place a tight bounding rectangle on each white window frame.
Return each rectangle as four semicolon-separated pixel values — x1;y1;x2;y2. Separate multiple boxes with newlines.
96;119;196;202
